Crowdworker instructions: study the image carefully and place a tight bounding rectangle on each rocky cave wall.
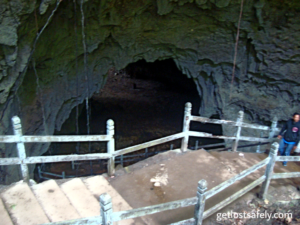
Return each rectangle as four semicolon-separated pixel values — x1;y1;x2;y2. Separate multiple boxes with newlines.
0;0;300;183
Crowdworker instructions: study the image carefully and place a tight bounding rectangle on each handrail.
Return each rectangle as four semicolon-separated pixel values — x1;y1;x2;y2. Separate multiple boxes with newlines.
191;116;280;132
272;172;300;179
0;153;111;166
24;153;111;164
0;135;111;143
114;132;185;157
170;218;195;225
43;215;102;225
271;156;300;179
112;196;197;221
205;157;269;199
0;158;21;165
188;131;270;143
203;176;266;220
276;156;300;161
207;141;270;152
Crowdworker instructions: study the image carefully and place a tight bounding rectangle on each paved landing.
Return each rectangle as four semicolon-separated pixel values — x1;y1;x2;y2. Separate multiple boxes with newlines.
109;149;300;224
109;149;236;224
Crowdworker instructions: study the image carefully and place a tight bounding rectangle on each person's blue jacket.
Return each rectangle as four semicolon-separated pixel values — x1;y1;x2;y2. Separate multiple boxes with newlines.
279;119;300;144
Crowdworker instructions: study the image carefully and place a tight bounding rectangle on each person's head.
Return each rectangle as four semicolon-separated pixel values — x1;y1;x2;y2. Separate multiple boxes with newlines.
293;113;300;122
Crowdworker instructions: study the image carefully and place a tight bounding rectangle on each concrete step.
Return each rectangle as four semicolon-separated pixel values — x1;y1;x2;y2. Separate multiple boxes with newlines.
209;150;300;174
60;178;99;217
31;179;81;222
84;175;144;224
1;181;49;225
0;197;13;225
109;149;234;224
208;151;268;175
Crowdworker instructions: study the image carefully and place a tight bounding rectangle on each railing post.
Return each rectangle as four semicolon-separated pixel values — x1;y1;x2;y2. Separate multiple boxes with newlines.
38;166;42;179
256;131;264;153
181;102;192;152
12;116;29;182
268;116;278;139
296;142;300;154
100;193;113;225
120;155;124;167
232;111;244;152
259;142;279;200
107;119;115;177
194;179;207;225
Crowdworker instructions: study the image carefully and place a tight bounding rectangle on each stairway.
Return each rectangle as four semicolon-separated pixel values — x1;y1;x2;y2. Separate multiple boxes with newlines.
1;149;299;225
0;175;140;225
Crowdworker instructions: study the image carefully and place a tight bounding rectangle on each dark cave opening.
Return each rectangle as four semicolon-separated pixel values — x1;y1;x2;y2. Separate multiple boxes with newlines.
34;59;224;181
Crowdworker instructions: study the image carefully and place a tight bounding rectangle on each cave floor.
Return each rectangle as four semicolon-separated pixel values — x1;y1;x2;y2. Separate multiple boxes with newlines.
107;149;300;224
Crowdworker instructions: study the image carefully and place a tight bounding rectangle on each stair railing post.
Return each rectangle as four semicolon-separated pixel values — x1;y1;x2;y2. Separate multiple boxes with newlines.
12;116;29;182
107;119;115;177
120;154;124;167
194;179;207;225
268;116;278;139
195;140;199;150
100;193;113;225
232;111;244;152
256;131;264;153
259;142;279;200
38;166;42;179
181;102;192;153
296;142;300;154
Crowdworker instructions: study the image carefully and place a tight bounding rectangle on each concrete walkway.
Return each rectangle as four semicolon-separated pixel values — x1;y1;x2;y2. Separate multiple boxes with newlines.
109;149;300;224
1;148;299;224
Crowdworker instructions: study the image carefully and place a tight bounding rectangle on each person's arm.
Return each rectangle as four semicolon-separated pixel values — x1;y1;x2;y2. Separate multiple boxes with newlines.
278;121;288;138
296;125;300;146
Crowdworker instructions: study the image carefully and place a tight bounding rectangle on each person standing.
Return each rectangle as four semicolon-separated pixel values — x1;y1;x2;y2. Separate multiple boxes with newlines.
278;113;300;166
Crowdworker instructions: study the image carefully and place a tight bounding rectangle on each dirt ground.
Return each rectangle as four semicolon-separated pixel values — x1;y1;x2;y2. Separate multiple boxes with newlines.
204;184;300;225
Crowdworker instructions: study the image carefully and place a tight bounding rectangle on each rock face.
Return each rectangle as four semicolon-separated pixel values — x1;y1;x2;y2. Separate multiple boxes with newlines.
0;0;300;184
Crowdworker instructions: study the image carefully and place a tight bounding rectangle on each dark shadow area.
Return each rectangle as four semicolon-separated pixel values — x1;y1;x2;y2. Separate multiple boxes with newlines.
189;114;225;150
34;59;223;181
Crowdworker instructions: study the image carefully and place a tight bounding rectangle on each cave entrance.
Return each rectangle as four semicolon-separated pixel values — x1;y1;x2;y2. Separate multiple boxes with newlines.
90;59;202;149
35;59;223;181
